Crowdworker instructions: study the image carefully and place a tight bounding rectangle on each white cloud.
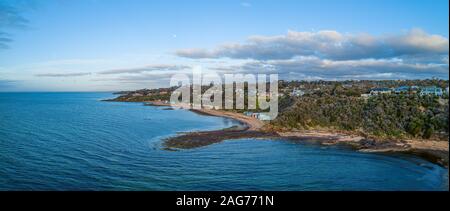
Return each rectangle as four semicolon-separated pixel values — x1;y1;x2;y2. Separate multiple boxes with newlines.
387;28;449;54
208;56;448;80
98;64;191;75
35;72;92;77
174;28;448;80
176;28;448;61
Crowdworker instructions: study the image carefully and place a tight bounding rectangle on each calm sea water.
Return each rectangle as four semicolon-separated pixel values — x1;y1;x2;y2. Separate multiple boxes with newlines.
0;92;448;191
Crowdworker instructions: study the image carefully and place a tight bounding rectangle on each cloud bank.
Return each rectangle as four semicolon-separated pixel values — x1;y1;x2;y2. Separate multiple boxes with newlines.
98;64;190;75
175;29;449;80
35;72;91;77
176;29;448;61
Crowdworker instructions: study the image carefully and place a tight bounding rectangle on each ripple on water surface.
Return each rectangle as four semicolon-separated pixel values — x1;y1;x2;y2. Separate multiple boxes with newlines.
0;93;448;191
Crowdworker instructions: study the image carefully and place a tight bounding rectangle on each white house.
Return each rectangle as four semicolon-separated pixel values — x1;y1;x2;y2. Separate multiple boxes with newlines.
369;88;392;95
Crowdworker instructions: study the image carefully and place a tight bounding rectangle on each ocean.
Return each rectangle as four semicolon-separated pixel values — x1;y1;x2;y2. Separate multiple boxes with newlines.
0;92;448;190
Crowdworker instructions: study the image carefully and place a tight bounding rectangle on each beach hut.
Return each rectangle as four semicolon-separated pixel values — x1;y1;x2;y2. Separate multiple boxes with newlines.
258;113;272;121
369;88;392;96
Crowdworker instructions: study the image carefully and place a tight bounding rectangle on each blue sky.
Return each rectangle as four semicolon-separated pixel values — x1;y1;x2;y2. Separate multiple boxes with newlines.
0;0;448;91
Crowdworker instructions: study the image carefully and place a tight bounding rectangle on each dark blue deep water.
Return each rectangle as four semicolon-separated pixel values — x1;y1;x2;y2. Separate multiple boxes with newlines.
0;93;448;190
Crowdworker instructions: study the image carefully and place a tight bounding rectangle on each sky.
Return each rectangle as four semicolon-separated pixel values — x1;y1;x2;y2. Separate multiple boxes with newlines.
0;0;448;91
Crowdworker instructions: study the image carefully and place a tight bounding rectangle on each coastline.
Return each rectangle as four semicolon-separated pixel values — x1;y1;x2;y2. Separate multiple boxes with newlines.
144;101;265;131
277;131;449;167
187;109;265;131
118;100;449;167
162;108;278;149
170;107;449;167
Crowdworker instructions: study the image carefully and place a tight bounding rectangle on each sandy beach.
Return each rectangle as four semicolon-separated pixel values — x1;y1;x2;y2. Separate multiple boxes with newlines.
189;109;265;131
145;101;265;130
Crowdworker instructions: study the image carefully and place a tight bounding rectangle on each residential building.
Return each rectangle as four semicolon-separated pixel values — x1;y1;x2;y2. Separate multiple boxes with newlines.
291;89;305;97
257;113;272;121
360;93;370;98
420;86;443;96
369;88;392;95
393;86;410;94
393;86;420;94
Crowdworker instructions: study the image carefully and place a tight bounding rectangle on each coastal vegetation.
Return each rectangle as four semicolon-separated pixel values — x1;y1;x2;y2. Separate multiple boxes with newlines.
109;79;449;141
107;79;449;166
271;93;449;140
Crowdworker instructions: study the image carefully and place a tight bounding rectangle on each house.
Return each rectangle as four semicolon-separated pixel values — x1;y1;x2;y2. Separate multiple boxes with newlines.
257;113;272;121
251;113;260;119
132;93;144;97
394;86;419;94
245;112;260;119
360;93;370;98
420;86;443;96
291;89;305;97
393;86;410;94
243;111;272;121
342;84;353;88
369;88;392;96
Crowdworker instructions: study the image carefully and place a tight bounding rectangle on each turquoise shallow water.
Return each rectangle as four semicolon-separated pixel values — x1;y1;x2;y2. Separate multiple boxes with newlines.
0;92;448;190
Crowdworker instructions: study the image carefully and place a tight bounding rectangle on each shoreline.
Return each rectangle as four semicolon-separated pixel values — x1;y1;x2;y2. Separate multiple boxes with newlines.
162;108;278;149
278;131;449;167
173;109;448;167
122;100;449;167
187;109;265;131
